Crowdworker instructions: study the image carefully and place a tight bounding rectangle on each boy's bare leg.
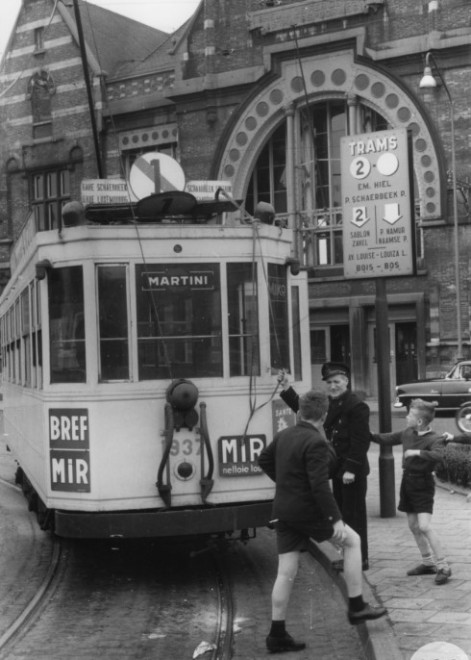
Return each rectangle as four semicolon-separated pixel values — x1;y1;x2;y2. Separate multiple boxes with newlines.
340;525;363;597
407;512;433;556
271;551;300;620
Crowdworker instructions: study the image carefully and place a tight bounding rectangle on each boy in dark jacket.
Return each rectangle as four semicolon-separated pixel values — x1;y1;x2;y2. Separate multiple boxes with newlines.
371;398;451;585
258;389;386;654
278;363;371;570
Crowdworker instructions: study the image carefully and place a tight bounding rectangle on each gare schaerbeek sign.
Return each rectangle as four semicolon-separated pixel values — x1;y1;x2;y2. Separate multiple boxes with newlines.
341;128;416;279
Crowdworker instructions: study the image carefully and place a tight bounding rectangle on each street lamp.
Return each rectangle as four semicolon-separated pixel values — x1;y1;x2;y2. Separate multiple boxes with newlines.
420;51;462;360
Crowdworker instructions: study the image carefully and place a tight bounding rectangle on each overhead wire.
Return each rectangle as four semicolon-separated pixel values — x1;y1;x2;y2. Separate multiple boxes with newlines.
80;0;175;380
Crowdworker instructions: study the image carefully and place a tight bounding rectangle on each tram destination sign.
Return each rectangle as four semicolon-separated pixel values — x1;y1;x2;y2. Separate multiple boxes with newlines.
341;128;415;279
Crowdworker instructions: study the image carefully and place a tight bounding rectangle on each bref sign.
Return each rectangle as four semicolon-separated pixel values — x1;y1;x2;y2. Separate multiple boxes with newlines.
341;128;416;279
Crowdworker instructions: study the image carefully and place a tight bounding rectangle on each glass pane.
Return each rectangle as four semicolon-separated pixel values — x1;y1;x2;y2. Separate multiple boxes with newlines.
47;203;56;230
291;287;302;381
317;235;330;265
136;264;222;379
246;124;286;215
48;266;85;383
310;329;327;364
268;263;289;371
34;175;43;200
21;289;30;333
34;205;45;231
98;265;129;380
227;263;259;377
60;170;70;196
47;173;57;197
334;234;344;264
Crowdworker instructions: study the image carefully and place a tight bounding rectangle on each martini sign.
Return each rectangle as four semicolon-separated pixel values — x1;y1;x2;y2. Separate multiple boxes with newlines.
341;128;415;278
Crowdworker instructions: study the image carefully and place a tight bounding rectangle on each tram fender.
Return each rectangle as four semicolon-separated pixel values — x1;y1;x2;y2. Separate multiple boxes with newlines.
53;501;273;539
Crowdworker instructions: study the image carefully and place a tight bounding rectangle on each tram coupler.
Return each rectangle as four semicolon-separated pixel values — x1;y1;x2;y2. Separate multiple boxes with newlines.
156;482;172;507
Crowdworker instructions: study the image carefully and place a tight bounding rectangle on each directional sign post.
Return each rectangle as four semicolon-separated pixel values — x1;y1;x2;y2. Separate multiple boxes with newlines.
341;127;416;279
341;127;415;518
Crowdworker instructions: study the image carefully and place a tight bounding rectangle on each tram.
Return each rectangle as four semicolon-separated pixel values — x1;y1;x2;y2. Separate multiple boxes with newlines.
0;189;311;539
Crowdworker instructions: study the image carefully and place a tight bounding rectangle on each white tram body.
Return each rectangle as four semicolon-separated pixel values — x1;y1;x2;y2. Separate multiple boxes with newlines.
0;206;311;538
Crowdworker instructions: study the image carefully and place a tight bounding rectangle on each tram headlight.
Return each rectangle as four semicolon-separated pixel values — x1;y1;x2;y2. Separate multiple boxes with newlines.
166;378;199;430
166;379;198;410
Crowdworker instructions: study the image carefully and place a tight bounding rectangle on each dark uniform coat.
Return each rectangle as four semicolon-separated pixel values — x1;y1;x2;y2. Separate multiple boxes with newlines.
280;387;370;478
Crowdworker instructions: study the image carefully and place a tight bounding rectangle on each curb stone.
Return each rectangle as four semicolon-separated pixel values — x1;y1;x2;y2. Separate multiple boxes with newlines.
309;539;405;660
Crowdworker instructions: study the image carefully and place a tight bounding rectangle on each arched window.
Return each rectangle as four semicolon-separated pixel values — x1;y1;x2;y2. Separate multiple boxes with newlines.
246;100;392;270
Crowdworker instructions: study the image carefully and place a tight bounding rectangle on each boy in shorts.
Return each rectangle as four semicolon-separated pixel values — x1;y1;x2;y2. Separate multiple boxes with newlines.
258;390;386;654
371;398;451;585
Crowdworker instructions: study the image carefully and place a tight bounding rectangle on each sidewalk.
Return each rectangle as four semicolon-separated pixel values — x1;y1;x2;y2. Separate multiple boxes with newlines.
314;441;471;660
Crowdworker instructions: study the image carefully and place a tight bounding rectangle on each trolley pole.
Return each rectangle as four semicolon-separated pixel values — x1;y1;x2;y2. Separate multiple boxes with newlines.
375;278;396;518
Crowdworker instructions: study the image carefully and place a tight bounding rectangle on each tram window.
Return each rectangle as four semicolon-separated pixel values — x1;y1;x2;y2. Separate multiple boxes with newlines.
48;266;85;383
267;263;290;371
227;263;260;377
32;329;42;388
97;265;129;381
135;264;222;379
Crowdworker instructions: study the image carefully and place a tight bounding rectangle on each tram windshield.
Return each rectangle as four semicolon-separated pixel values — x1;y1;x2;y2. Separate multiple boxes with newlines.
44;260;291;384
136;263;223;379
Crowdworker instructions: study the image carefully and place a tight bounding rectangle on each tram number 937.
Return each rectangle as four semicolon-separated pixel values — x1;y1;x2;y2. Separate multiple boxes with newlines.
170;437;200;457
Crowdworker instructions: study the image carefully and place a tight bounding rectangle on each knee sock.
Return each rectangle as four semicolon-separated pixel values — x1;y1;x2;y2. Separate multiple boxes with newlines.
269;620;286;637
348;595;366;612
421;552;436;567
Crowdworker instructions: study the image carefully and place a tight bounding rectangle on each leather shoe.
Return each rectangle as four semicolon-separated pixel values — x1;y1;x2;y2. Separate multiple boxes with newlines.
266;633;306;653
406;563;437;576
434;567;451;585
332;559;369;571
348;603;387;625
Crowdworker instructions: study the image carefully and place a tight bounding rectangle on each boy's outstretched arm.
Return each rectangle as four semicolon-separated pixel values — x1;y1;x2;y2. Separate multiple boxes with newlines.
443;432;471;445
370;431;402;446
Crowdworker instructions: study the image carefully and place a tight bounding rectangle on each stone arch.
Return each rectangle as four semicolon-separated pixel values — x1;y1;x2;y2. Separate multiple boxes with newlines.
5;156;21;173
217;49;443;221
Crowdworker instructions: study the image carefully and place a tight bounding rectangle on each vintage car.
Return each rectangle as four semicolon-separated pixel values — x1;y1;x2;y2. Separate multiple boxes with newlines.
394;361;471;411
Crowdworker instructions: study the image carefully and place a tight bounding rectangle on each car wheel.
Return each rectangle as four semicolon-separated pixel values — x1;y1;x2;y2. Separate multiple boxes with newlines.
455;404;471;434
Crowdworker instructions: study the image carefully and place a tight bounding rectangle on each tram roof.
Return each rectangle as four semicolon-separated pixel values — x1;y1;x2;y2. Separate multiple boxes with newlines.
83;199;246;225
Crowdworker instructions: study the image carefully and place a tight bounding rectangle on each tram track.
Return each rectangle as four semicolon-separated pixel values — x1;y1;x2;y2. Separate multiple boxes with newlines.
0;534;239;660
201;546;235;660
0;537;64;659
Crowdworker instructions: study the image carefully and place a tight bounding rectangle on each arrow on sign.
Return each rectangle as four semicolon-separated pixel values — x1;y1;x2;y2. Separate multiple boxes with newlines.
383;203;402;224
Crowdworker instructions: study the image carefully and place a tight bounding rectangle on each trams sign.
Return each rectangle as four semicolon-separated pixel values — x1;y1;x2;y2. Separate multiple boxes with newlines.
340;128;415;279
49;409;90;492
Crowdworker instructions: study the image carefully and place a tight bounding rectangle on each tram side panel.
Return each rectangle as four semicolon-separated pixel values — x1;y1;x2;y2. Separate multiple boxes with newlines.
2;387;48;497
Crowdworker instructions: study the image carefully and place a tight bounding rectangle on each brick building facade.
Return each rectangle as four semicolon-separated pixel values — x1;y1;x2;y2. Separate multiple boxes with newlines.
0;0;470;395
